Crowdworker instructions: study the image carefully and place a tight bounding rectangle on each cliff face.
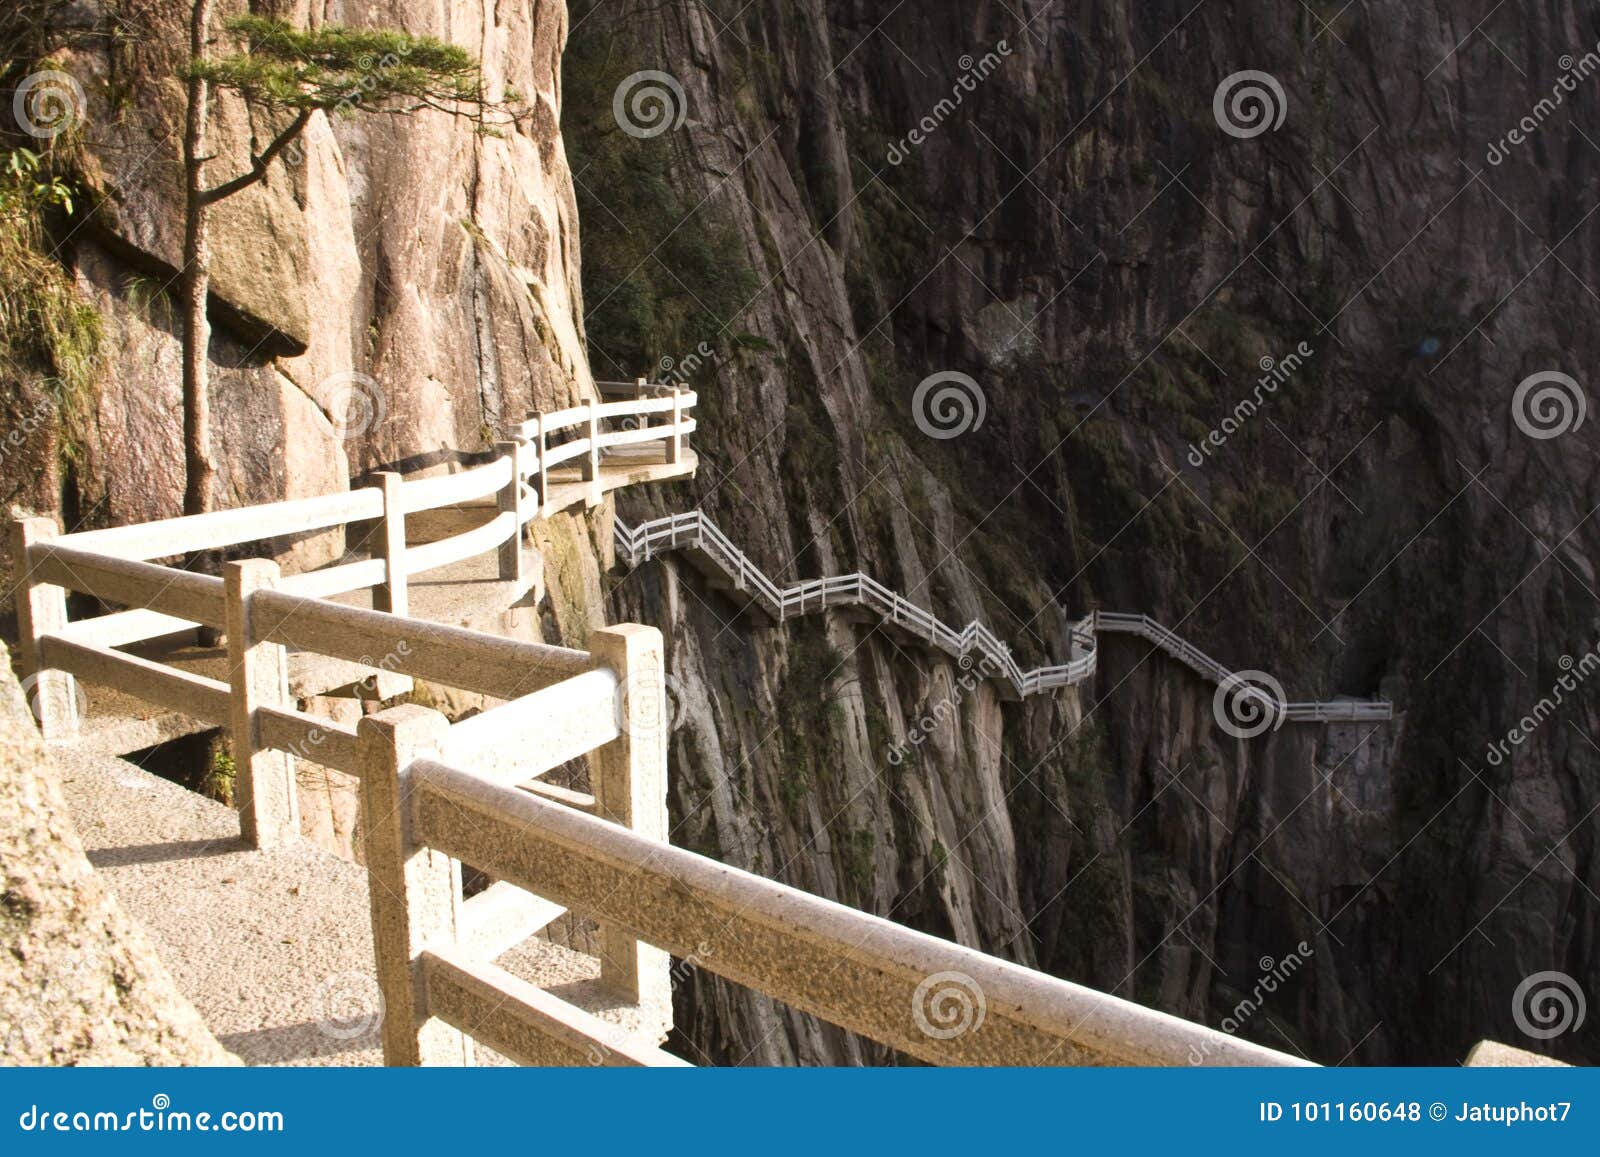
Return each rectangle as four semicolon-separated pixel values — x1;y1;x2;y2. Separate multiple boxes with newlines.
580;1;1600;1064
13;0;601;581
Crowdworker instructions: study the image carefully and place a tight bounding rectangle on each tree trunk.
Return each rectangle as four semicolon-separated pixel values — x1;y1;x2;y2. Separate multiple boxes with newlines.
181;0;216;517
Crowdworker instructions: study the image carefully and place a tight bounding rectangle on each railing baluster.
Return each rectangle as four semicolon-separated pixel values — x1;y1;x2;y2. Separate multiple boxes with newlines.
225;559;298;849
589;625;673;1037
666;389;683;465
372;471;408;616
583;398;601;508
10;517;80;741
360;704;473;1066
534;409;551;518
496;439;528;584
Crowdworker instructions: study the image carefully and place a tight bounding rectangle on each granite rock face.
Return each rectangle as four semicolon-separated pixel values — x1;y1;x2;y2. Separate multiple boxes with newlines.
14;0;592;550
0;643;233;1065
582;2;1599;1064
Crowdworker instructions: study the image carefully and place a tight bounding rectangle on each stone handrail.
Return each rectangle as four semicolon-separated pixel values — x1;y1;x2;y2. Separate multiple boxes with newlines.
357;655;1311;1067
11;389;699;844
615;511;1391;720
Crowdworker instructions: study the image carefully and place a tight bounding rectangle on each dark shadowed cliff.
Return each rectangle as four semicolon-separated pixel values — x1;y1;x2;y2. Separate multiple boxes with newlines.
574;0;1600;1065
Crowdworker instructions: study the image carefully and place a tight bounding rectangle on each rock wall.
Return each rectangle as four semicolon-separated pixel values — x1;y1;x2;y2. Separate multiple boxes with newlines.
7;0;618;853
582;1;1599;1065
12;0;599;572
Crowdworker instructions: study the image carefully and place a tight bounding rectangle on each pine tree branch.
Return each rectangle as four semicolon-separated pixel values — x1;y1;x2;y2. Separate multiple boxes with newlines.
198;107;313;205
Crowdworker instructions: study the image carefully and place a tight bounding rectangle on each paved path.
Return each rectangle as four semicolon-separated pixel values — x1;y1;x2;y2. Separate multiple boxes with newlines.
57;745;644;1065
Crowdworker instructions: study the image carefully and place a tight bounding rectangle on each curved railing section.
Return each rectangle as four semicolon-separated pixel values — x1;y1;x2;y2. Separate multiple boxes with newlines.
13;388;699;750
614;512;1392;721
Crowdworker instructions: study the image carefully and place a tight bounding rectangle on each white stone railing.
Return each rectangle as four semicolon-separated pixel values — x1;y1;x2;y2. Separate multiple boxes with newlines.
615;511;1392;720
11;390;698;845
365;674;1311;1067
6;382;1318;1067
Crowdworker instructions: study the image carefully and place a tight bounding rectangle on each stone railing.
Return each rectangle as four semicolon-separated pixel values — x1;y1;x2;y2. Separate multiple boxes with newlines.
615;511;1392;720
4;386;1332;1067
363;658;1310;1066
11;390;698;845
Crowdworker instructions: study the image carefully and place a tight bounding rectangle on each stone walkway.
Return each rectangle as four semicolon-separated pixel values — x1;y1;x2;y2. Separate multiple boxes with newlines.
57;743;645;1065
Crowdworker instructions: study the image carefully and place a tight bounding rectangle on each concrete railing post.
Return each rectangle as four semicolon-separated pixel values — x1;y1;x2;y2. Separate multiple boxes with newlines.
666;390;683;465
9;517;79;741
372;472;407;617
589;624;672;1025
359;705;473;1067
583;398;601;508
496;439;527;584
225;559;298;848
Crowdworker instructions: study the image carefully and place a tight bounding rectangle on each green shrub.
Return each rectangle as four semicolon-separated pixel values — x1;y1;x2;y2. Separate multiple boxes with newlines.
0;147;101;465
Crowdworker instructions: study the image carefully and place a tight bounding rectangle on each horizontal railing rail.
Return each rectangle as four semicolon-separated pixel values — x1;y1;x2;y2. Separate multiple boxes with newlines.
615;512;1392;720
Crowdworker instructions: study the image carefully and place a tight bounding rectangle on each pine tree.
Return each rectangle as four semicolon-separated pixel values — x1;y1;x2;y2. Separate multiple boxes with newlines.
180;12;518;515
